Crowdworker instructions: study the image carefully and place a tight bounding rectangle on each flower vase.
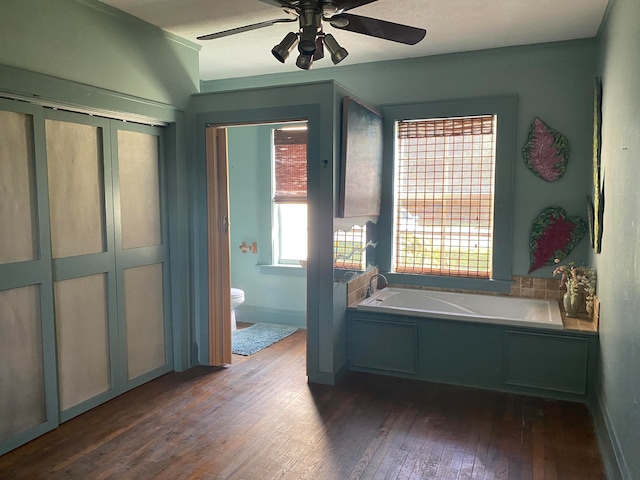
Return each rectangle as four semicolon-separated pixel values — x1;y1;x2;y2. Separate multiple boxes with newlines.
563;291;582;318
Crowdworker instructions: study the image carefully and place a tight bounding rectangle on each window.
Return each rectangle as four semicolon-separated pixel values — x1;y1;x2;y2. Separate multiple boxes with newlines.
273;126;307;264
272;126;367;270
334;225;366;270
382;96;518;289
393;115;496;278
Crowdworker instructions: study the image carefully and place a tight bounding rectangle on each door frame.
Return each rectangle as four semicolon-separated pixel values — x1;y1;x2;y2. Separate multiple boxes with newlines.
196;104;319;379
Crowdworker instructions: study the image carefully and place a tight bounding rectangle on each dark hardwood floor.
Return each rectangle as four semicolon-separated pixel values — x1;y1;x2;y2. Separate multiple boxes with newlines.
0;326;605;479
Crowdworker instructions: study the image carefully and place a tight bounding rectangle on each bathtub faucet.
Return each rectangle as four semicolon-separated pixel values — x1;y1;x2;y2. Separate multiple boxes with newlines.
366;274;388;298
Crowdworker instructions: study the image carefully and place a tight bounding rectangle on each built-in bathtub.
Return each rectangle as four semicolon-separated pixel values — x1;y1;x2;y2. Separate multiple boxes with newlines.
357;287;563;330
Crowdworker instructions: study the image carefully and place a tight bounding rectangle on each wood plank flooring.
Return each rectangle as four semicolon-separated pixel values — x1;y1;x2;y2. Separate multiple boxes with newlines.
0;326;605;479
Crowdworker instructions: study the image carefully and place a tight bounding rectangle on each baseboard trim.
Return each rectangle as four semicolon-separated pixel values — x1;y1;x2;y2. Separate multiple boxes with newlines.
235;304;306;328
308;362;349;386
591;395;629;480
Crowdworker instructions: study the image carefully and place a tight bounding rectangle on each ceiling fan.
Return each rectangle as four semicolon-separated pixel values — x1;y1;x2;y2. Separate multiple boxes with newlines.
197;0;427;70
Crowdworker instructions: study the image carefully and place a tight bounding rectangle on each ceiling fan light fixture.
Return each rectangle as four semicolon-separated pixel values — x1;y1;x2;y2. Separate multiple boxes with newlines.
298;25;318;56
272;32;299;63
323;33;348;65
296;53;314;70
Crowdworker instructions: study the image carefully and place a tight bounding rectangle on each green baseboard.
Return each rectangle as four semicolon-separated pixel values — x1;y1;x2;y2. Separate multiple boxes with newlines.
235;304;306;328
591;395;628;480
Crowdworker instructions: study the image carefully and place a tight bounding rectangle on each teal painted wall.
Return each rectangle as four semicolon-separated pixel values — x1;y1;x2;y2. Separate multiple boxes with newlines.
0;0;199;108
594;0;640;477
227;124;306;326
203;40;598;279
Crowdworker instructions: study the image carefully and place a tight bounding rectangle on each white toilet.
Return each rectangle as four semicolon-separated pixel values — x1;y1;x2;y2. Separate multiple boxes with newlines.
230;288;245;331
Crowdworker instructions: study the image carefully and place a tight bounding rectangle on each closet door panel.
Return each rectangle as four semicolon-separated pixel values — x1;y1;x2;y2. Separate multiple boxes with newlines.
54;274;111;411
0;110;38;264
0;285;45;442
123;264;166;380
45;119;106;258
117;130;161;249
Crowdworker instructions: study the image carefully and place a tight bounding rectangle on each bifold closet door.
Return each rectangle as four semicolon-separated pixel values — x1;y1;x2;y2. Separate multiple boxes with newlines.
0;102;172;455
0;101;58;455
44;112;119;421
113;124;172;387
45;113;172;415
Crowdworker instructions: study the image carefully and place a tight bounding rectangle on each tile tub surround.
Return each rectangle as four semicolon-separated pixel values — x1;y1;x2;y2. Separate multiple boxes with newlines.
510;275;564;300
346;268;380;306
511;275;598;332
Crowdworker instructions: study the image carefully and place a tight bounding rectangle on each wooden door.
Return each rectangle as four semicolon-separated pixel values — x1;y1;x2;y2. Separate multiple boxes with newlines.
206;126;232;365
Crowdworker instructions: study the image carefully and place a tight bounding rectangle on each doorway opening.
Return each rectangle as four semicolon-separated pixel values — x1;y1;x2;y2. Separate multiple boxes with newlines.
206;121;308;365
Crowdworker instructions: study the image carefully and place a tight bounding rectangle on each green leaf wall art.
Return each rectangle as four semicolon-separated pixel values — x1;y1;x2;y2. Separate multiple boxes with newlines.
522;117;570;181
592;77;604;253
528;206;586;273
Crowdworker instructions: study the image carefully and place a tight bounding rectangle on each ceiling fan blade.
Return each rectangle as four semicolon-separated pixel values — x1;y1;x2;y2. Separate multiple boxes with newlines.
197;17;297;41
313;36;325;60
332;0;379;12
257;0;297;8
330;13;426;45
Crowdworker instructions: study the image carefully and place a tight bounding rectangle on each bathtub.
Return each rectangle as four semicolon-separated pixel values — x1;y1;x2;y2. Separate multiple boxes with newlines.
357;287;563;330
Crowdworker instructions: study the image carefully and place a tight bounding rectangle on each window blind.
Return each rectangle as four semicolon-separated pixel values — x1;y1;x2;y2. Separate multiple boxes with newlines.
394;115;496;278
272;126;367;268
334;225;366;270
273;128;307;203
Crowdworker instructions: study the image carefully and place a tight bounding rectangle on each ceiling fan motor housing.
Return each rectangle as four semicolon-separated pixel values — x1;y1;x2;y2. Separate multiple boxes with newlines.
297;1;323;56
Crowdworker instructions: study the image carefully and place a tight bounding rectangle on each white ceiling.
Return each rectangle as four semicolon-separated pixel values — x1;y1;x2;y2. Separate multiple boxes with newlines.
99;0;608;82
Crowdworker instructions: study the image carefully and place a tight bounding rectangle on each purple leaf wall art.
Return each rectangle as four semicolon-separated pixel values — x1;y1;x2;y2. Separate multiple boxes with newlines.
522;117;570;182
528;206;586;273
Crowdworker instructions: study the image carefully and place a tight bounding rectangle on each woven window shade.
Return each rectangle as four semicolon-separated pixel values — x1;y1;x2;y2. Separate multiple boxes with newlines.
394;115;496;278
274;129;307;203
334;225;366;270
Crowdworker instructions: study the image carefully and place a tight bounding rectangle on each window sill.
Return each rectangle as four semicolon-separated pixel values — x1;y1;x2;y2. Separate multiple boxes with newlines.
259;264;306;277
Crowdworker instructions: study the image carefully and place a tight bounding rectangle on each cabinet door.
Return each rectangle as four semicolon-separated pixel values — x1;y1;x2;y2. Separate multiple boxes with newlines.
504;331;589;395
419;319;504;387
350;316;418;375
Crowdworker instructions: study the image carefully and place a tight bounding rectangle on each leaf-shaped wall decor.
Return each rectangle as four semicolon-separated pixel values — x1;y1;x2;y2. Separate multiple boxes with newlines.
528;206;586;273
522;117;570;181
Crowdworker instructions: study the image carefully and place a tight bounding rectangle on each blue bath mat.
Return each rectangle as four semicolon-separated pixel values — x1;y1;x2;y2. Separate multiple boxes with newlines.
232;322;298;356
